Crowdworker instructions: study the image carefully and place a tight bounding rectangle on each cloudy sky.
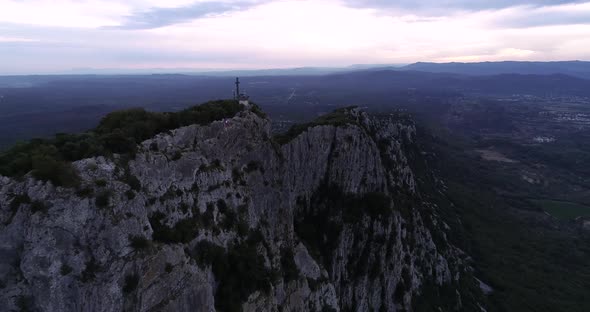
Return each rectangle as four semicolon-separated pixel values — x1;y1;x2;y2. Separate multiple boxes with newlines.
1;0;590;74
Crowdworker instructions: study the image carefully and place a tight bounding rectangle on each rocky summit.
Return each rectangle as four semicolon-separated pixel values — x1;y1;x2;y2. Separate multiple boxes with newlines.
0;106;481;312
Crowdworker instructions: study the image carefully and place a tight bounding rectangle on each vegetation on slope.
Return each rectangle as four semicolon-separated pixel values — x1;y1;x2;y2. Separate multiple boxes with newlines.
0;100;243;186
191;235;272;312
273;106;359;145
416;128;590;312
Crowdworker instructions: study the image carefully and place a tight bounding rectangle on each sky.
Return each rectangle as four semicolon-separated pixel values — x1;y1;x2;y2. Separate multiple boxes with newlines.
1;0;590;74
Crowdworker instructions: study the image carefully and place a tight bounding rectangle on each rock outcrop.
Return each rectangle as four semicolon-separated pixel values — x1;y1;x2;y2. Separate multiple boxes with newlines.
0;107;477;311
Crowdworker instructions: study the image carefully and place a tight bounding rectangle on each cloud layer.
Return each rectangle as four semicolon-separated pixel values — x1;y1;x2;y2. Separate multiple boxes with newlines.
115;1;263;29
346;0;587;11
0;0;589;74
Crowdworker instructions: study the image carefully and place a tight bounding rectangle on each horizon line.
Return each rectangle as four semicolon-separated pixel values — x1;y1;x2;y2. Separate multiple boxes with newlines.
1;59;589;77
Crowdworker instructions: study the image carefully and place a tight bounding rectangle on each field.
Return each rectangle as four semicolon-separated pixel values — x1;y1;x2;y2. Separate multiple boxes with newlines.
532;199;590;220
476;149;518;163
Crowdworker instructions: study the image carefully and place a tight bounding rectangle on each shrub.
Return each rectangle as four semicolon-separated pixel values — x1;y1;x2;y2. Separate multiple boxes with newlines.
244;161;263;173
15;295;34;312
200;159;224;172
149;212;200;244
281;248;299;282
121;168;141;191
273;107;358;145
171;150;182;161
202;204;215;227
251;104;267;119
179;202;189;214
236;220;250;237
129;235;150;250
125;190;136;200
217;199;229;213
60;263;73;276
31;154;80;187
10;194;30;210
165;263;173;273
30;200;49;213
94;179;107;187
221;209;237;230
191;239;271;312
322;306;337;312
232;168;244;184
122;274;139;294
80;258;100;283
95;190;112;208
342;192;392;223
76;186;94;198
191;241;226;268
149;142;159;152
0;100;245;185
394;280;407;302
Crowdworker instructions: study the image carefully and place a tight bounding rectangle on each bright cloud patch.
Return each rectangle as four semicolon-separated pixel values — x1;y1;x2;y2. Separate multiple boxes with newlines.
0;0;589;74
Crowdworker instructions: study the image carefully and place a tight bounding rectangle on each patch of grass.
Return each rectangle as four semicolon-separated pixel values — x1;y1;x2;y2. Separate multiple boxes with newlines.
532;199;590;220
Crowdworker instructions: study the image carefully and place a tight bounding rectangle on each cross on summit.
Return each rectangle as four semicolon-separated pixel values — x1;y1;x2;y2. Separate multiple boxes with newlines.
235;77;250;107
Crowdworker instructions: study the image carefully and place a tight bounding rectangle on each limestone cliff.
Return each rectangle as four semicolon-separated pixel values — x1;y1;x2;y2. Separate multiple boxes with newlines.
0;107;479;311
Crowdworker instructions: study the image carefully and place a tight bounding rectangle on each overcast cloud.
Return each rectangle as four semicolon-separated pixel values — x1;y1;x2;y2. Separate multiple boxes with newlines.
345;0;588;11
0;0;589;74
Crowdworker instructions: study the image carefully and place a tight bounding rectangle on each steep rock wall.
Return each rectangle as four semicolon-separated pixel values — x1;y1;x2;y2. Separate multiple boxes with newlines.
0;108;472;312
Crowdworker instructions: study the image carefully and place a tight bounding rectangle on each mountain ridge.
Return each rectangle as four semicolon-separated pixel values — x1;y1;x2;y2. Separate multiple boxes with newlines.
0;105;484;311
400;61;590;79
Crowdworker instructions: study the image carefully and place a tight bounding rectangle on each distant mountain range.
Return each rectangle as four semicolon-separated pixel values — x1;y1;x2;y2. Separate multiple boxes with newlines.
186;60;590;80
398;61;590;79
4;61;590;78
12;64;403;77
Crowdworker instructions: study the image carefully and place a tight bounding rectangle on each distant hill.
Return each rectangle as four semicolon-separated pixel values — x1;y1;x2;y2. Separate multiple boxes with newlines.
400;61;590;79
3;64;403;77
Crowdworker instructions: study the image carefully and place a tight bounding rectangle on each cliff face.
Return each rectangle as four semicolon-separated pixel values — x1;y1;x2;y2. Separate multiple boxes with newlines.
0;108;473;311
